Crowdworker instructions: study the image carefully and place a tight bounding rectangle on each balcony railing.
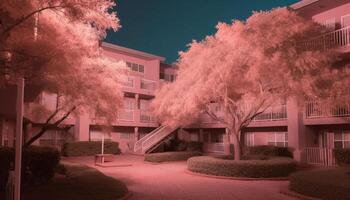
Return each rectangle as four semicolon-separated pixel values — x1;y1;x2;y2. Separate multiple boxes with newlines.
305;101;350;118
121;76;134;88
140;110;156;122
117;109;134;121
253;104;287;122
304;147;336;166
141;79;157;91
298;26;350;51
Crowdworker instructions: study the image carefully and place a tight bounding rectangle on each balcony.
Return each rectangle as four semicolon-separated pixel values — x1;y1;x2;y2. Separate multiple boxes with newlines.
117;109;134;121
305;101;350;118
252;104;287;122
298;26;350;51
141;79;157;91
121;76;158;96
140;110;156;123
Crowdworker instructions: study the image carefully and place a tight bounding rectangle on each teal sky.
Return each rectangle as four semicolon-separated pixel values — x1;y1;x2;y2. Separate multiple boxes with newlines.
105;0;299;63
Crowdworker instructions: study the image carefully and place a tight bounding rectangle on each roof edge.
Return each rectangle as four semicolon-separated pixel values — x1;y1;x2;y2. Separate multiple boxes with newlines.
290;0;320;10
101;42;166;62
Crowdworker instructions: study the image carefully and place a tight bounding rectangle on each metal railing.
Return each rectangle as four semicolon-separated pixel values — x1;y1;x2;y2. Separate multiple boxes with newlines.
253;104;287;122
305;101;350;118
204;143;225;153
141;126;178;153
134;125;164;152
304;147;336;166
298;26;350;51
141;79;157;91
121;76;134;88
117;109;134;121
140;110;156;122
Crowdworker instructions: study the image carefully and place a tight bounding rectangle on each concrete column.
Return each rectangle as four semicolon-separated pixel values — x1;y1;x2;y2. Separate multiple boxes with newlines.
134;127;139;142
134;94;140;124
74;115;90;141
223;128;231;155
287;97;306;162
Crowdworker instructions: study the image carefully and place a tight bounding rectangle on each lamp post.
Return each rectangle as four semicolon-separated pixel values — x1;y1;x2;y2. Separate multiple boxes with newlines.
14;78;24;200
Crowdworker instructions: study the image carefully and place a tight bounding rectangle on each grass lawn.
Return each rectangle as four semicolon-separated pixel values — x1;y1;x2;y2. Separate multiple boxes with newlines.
0;162;128;200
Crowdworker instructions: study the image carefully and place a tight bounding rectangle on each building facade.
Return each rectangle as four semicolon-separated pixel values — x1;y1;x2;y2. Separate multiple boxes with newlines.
0;0;349;166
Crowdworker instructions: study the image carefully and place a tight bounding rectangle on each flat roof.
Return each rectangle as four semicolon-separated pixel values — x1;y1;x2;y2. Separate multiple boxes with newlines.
290;0;319;10
101;42;165;62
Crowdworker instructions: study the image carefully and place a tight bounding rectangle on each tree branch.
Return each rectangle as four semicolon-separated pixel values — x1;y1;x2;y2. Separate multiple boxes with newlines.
24;106;76;147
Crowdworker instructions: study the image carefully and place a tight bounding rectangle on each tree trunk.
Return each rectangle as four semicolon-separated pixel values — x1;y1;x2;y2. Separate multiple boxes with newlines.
231;129;242;160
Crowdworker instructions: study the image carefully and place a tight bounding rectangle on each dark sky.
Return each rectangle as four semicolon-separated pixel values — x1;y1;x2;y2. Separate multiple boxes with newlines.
105;0;299;63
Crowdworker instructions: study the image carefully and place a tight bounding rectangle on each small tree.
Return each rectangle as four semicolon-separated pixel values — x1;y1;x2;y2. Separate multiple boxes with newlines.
0;0;126;147
152;8;348;160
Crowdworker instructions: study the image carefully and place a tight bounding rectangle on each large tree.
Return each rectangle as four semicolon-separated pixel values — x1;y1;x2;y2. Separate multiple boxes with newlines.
0;0;126;147
152;8;349;160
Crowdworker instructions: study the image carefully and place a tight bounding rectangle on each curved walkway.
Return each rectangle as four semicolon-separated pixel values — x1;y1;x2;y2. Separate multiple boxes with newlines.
64;154;298;200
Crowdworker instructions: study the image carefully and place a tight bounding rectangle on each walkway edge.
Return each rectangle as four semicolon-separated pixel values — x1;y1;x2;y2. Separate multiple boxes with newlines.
185;170;290;181
118;191;133;200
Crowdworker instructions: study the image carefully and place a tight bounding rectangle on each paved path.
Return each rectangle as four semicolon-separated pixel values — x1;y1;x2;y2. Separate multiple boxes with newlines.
64;154;299;200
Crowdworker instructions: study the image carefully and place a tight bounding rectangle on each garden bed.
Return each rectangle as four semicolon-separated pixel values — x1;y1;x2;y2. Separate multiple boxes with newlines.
187;156;296;178
289;168;350;200
144;151;202;163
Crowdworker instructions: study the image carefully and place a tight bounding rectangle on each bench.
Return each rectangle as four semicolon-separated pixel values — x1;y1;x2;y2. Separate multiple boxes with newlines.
95;154;115;164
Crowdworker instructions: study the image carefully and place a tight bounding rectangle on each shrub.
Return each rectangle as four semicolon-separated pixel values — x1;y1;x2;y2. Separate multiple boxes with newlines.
62;141;121;157
145;151;202;163
290;168;350;200
0;148;13;191
187;156;297;178
186;141;203;152
23;146;60;183
0;146;60;189
333;148;350;165
246;145;293;158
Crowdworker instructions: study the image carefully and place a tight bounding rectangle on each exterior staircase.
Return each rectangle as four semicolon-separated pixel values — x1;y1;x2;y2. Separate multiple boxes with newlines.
134;125;179;154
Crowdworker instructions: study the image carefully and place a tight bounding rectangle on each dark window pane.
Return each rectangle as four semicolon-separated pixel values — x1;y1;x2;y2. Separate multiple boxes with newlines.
132;63;138;71
334;141;343;149
139;65;144;73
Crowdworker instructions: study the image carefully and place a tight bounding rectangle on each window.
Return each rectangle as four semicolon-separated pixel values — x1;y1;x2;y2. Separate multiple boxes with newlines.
120;132;134;140
211;133;223;143
89;130;111;141
341;14;350;28
123;98;134;110
245;132;255;147
334;131;350;149
268;132;288;147
126;62;144;73
320;18;336;30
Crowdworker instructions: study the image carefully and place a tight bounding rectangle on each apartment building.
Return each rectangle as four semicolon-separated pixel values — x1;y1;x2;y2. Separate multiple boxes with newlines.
134;0;350;166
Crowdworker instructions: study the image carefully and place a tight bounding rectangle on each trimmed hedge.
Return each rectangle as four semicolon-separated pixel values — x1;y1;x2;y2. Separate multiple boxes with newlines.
187;156;297;178
145;151;202;163
333;148;350;165
246;145;293;158
0;146;60;190
290;168;350;200
62;141;121;157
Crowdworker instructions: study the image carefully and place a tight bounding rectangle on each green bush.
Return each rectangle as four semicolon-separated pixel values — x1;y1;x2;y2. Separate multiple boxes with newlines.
23;146;60;183
0;147;13;190
187;156;296;178
145;151;202;163
186;141;203;152
0;146;60;189
333;148;350;165
290;168;350;200
246;145;293;158
62;141;121;157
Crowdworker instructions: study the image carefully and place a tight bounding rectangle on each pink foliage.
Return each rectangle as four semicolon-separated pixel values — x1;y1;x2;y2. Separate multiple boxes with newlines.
151;8;348;159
